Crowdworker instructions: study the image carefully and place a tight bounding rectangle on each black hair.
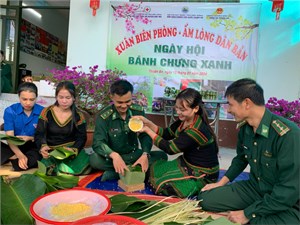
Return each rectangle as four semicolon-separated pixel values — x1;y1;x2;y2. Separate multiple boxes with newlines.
54;81;77;130
175;88;218;151
17;82;38;97
110;79;133;96
55;81;76;99
1;50;5;62
225;78;265;105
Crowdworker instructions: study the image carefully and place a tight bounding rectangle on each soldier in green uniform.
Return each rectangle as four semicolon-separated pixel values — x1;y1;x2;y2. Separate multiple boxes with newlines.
90;80;167;181
198;78;300;225
1;50;13;93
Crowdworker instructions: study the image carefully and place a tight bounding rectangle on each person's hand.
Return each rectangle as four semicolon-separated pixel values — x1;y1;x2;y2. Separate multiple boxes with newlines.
16;135;33;142
227;210;249;224
201;181;223;192
39;145;51;158
138;125;151;133
16;152;28;170
110;152;129;176
132;153;149;172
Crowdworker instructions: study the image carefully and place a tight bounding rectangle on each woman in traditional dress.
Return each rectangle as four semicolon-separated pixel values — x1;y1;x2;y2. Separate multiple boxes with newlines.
134;88;219;198
35;81;90;175
1;82;43;170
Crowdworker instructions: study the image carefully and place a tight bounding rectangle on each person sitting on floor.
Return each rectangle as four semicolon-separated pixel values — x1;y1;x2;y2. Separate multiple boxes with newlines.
1;82;44;170
133;88;219;198
90;79;167;181
198;78;300;225
34;81;90;175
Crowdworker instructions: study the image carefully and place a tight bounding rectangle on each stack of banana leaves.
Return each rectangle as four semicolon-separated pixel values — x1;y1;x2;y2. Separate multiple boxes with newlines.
108;194;238;225
1;147;79;225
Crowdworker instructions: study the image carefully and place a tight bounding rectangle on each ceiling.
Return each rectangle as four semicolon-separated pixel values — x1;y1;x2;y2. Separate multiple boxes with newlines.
45;0;70;7
46;0;70;19
22;0;70;19
22;0;70;7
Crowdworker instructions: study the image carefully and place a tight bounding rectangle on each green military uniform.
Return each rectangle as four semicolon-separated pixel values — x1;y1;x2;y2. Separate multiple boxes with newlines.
90;104;167;171
199;109;300;225
1;62;13;93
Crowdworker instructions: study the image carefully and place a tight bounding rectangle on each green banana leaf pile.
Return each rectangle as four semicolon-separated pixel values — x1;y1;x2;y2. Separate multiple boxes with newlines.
1;174;45;224
109;194;238;225
0;145;80;224
1;162;79;224
110;194;168;218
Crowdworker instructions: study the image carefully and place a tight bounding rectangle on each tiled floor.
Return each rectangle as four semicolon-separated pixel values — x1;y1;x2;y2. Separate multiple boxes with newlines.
219;147;250;172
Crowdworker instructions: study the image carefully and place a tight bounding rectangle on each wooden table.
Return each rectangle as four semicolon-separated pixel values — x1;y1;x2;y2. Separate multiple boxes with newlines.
155;97;228;138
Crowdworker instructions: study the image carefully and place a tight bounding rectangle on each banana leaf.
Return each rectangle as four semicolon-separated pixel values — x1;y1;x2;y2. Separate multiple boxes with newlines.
34;172;79;191
36;160;47;174
49;146;76;160
0;133;26;145
109;195;219;225
34;161;79;192
120;165;145;185
202;216;215;224
110;194;163;212
1;174;47;224
109;194;167;220
128;164;142;172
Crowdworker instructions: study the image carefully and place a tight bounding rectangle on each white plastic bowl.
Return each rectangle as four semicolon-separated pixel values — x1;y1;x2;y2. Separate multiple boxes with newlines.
30;188;111;225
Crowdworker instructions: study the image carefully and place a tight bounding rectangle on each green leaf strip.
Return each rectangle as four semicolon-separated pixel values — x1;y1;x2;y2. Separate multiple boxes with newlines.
0;133;26;145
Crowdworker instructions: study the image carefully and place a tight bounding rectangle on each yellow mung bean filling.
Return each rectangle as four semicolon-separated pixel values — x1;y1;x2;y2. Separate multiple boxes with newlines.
129;119;143;132
50;202;93;221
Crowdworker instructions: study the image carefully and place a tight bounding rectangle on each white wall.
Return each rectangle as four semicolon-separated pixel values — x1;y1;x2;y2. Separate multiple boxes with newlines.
67;0;121;70
68;0;300;101
243;0;300;101
20;6;69;76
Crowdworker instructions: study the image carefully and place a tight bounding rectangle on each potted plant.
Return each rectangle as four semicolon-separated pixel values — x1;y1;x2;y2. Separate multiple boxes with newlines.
46;65;126;146
266;97;300;127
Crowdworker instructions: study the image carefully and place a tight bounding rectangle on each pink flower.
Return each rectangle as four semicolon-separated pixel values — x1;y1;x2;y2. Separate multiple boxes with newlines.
266;97;300;127
46;65;125;121
112;2;152;35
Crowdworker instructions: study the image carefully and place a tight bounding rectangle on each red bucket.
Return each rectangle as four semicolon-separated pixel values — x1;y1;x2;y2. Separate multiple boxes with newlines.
30;189;111;225
71;215;146;225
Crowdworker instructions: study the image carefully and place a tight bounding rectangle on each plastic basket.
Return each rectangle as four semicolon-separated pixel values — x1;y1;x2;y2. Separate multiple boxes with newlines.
30;188;111;225
71;215;146;225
